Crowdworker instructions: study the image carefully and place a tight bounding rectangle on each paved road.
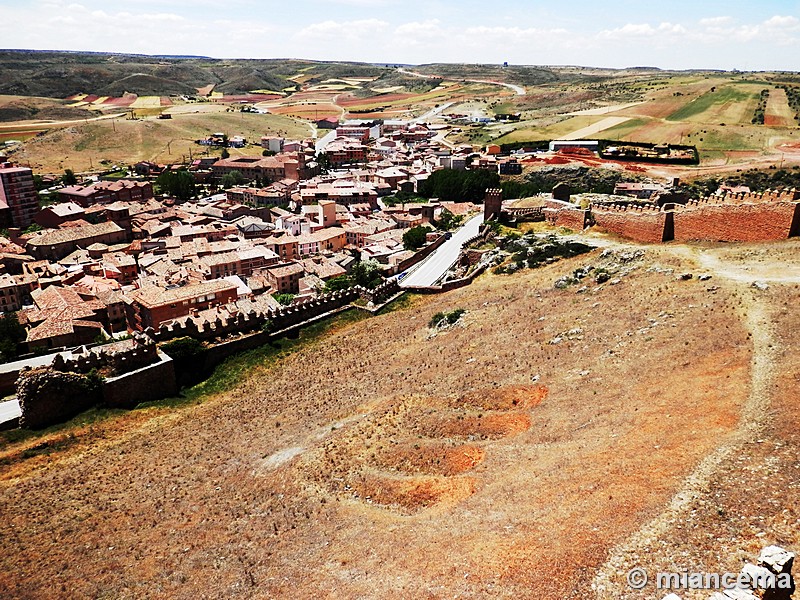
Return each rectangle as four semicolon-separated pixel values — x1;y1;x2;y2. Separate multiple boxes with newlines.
412;101;455;123
400;213;485;288
0;399;21;425
314;129;337;154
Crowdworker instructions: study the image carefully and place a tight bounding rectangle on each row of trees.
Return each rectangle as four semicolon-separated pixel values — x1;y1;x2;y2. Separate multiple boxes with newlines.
418;169;500;203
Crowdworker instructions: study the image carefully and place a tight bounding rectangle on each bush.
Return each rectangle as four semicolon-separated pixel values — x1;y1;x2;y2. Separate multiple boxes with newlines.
273;293;295;306
429;308;465;328
160;337;204;360
402;225;431;250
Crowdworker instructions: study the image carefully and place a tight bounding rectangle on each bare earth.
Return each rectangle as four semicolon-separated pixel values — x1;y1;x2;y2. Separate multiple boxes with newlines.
4;238;799;598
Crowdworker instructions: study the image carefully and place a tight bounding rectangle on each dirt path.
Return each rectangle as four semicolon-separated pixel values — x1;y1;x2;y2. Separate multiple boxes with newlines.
592;243;782;598
561;116;631;140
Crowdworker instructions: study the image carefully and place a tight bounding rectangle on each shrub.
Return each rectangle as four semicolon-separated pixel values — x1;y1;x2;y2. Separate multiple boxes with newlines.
429;308;465;328
160;337;204;360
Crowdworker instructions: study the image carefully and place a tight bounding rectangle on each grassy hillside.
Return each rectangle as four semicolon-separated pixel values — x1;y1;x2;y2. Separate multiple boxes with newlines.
0;51;393;98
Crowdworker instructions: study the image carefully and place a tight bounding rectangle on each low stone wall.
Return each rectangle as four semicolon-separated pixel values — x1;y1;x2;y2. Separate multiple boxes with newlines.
102;351;177;409
405;264;488;294
591;204;672;244
673;201;800;242
543;199;588;231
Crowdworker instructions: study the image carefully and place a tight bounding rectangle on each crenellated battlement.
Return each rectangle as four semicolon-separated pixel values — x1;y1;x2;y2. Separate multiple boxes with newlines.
51;333;158;376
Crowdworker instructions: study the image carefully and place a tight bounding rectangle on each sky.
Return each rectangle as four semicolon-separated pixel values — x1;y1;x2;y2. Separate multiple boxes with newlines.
1;0;799;70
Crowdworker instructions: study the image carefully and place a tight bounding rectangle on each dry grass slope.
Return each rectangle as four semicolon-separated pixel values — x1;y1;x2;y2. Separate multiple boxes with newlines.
0;245;760;599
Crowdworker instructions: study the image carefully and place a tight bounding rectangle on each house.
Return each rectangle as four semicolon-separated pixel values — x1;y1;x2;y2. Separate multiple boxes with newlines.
498;159;523;175
264;262;304;295
26;222;128;261
126;279;239;331
58;180;153;207
34;202;86;228
299;182;378;209
316;117;339;130
0;273;28;312
0;166;40;228
23;285;108;351
211;153;319;183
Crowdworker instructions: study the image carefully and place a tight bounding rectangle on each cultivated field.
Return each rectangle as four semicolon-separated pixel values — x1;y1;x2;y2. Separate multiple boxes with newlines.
10;109;311;172
5;239;797;599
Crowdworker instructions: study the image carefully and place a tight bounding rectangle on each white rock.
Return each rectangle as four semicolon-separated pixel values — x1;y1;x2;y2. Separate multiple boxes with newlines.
759;545;795;574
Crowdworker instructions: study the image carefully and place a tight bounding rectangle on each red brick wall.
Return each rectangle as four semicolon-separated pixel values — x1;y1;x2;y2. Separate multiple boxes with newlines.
543;200;587;231
673;202;800;242
554;208;587;231
592;208;668;243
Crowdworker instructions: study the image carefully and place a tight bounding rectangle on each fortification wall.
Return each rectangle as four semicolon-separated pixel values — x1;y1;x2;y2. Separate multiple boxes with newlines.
147;288;360;344
391;234;447;276
543;200;588;231
591;204;670;244
673;201;800;242
102;352;177;409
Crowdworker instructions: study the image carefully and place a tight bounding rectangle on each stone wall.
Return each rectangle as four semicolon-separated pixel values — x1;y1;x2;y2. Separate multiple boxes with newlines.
592;204;672;244
391;233;447;275
102;351;177;409
51;335;158;376
146;288;360;344
17;367;102;429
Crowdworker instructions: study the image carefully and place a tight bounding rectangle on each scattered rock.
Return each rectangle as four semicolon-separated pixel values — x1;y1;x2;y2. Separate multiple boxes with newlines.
698;274;713;281
752;281;770;291
759;545;795;574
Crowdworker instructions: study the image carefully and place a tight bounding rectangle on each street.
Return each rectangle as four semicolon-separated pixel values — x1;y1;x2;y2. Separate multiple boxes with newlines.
399;212;485;288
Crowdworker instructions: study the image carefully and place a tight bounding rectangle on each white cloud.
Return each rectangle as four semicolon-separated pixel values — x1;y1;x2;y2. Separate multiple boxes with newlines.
699;16;733;27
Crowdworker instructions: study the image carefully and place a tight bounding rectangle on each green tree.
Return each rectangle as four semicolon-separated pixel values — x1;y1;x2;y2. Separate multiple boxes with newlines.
434;209;463;231
160;337;204;360
402;225;431;250
323;274;353;293
418;168;500;203
221;148;230;159
350;259;383;289
221;170;245;189
156;169;196;201
273;293;295;306
62;169;78;186
0;312;26;363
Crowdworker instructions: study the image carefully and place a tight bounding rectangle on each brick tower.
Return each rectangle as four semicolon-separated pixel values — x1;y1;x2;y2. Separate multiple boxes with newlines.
484;188;503;221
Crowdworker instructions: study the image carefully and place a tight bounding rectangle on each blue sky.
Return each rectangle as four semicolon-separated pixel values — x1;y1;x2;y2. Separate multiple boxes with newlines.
1;0;799;70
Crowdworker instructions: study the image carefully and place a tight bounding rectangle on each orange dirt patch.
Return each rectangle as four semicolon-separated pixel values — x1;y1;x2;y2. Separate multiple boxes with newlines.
268;103;339;120
372;443;485;476
456;384;548;411
339;93;413;107
354;472;477;513
417;411;532;439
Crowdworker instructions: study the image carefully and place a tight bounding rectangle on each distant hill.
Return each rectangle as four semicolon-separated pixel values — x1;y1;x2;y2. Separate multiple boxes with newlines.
0;51;390;98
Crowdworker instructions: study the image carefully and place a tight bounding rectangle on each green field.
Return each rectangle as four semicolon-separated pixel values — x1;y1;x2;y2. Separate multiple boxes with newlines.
666;85;761;124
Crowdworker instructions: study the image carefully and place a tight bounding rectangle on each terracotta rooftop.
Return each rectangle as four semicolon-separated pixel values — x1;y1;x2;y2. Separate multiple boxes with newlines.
27;222;124;247
130;279;237;309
